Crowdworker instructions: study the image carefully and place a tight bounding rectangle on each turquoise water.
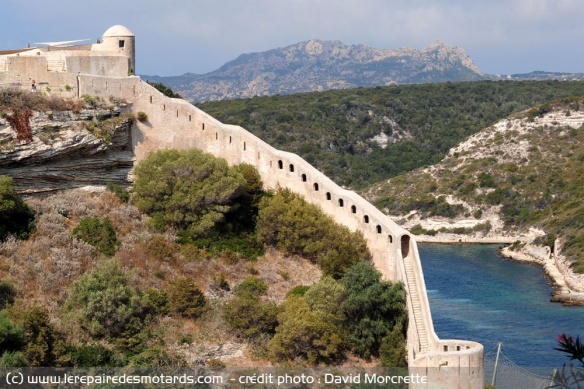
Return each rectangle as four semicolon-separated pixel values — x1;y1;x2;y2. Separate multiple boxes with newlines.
418;243;584;370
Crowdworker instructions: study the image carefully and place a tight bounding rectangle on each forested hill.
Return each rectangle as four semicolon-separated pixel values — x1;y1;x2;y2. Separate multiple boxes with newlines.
197;80;584;189
365;95;584;273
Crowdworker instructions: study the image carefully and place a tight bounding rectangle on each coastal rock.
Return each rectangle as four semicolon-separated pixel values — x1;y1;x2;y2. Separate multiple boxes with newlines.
0;109;134;194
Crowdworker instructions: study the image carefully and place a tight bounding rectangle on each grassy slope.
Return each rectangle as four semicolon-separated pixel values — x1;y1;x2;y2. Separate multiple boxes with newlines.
197;80;584;188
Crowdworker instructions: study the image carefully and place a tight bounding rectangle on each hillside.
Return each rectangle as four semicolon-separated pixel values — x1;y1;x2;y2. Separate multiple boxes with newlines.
198;80;584;189
144;39;484;102
364;96;584;302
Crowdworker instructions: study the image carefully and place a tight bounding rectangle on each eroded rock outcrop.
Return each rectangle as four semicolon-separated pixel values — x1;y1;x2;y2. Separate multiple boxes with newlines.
0;107;134;194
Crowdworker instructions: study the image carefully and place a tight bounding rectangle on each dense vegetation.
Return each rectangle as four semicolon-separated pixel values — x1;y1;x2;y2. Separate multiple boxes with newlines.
198;80;584;188
370;95;584;272
0;149;406;369
0;177;35;241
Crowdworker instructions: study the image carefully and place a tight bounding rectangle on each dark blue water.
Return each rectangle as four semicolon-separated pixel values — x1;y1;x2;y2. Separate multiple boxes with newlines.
419;243;584;370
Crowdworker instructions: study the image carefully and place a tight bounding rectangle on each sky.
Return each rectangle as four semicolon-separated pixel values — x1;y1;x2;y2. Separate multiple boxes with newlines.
1;0;583;77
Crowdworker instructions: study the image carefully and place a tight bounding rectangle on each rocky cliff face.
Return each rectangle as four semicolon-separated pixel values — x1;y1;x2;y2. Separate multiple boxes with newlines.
144;39;484;102
0;107;134;194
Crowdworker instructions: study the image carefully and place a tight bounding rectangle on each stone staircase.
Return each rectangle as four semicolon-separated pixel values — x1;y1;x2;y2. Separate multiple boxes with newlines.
404;257;431;354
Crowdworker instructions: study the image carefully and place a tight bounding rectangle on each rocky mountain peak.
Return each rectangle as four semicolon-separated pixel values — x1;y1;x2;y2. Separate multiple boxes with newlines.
144;39;486;102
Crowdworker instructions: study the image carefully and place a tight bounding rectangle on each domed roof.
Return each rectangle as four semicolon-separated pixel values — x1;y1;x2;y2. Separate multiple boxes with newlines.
102;25;134;37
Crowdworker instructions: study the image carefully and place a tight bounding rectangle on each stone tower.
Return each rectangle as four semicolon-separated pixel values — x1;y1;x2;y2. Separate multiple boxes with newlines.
101;25;135;74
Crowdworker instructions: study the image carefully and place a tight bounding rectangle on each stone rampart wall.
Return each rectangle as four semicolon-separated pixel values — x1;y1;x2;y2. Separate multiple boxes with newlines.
78;74;484;388
0;54;128;95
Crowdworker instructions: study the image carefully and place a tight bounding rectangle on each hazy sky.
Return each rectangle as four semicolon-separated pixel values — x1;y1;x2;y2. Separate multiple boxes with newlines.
2;0;583;76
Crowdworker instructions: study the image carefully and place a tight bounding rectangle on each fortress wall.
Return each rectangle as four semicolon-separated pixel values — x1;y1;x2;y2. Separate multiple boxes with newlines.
0;54;127;94
78;74;484;387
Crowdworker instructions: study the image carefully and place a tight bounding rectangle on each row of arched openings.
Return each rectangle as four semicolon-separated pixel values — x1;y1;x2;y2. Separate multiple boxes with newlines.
143;96;398;246
277;159;394;243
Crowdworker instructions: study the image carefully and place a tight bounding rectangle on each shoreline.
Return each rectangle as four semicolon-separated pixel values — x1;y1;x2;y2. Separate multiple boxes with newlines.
414;233;584;306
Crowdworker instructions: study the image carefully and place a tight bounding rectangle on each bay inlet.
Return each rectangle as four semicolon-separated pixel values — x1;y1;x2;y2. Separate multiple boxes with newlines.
419;243;584;371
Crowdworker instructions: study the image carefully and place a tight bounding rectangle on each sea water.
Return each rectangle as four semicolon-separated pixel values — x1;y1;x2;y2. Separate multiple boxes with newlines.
419;243;584;372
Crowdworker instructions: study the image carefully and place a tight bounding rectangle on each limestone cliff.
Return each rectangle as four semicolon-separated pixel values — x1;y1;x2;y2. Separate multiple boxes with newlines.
0;107;134;194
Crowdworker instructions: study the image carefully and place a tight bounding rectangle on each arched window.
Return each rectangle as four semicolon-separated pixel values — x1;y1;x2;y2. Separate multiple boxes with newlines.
338;199;344;207
313;183;319;191
326;192;332;200
278;160;283;169
376;225;382;234
364;215;369;223
302;174;307;182
289;164;294;172
351;205;356;214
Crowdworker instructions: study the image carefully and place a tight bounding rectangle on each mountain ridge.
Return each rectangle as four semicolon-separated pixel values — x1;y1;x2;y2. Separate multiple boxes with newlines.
144;39;584;103
143;39;485;102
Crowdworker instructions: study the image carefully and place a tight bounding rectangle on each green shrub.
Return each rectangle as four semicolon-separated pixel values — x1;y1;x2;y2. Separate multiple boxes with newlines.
257;188;369;278
165;277;208;319
69;344;116;367
233;276;268;299
133;149;246;238
66;260;142;338
286;285;310;298
340;262;407;358
142;289;169;317
223;297;279;342
147;82;182;98
106;182;130;203
0;176;35;241
268;297;344;364
0;351;28;367
0;280;16;310
379;321;407;367
11;306;61;367
72;216;120;256
0;310;24;352
189;233;264;260
136;111;148;122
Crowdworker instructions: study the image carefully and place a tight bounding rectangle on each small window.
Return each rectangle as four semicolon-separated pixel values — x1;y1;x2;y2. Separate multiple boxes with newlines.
278;160;283;169
326;192;331;200
302;174;307;182
313;183;319;191
289;164;294;172
351;205;356;214
202;123;205;130
215;132;218;140
119;40;125;48
338;199;344;207
229;136;232;144
243;142;246;151
376;225;382;234
364;215;369;223
388;235;393;243
149;96;152;103
189;115;192;122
